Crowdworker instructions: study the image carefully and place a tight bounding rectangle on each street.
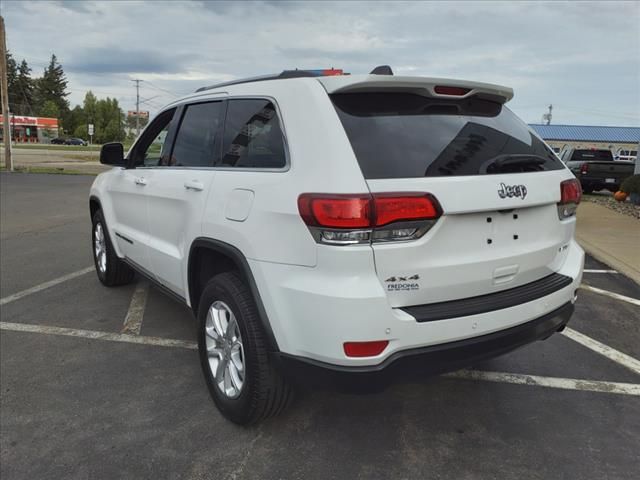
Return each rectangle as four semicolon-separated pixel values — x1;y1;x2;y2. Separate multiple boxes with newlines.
1;172;639;479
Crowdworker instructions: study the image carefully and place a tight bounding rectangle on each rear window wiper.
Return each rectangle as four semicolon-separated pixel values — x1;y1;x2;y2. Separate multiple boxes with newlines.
485;154;548;173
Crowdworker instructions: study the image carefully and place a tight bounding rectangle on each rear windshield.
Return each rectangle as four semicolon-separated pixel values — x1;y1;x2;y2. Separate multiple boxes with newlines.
571;150;614;161
331;92;564;179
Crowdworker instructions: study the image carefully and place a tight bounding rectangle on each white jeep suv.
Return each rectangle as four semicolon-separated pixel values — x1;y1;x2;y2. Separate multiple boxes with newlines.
90;67;584;424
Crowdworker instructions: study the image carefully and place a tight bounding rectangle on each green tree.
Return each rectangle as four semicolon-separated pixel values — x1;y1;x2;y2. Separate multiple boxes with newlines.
5;51;19;113
83;91;98;125
73;124;88;139
90;96;125;143
36;54;69;118
40;100;60;119
126;113;148;130
15;60;35;115
66;105;86;137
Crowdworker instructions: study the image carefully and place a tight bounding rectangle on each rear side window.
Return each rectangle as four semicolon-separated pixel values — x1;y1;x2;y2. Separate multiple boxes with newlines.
570;150;614;161
219;99;286;169
331;92;564;179
170;101;223;167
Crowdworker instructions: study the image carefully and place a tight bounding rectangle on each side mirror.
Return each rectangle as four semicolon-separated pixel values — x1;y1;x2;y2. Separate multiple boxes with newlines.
100;142;126;166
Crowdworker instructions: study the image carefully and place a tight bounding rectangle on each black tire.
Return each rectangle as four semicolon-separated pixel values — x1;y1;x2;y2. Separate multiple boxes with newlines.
198;271;293;424
582;185;594;194
91;210;135;286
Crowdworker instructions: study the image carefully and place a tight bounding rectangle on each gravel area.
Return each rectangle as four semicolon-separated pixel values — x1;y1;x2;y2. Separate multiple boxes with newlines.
583;194;640;220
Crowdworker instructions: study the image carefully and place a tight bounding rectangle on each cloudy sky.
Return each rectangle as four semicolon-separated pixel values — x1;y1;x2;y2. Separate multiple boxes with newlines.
2;0;639;126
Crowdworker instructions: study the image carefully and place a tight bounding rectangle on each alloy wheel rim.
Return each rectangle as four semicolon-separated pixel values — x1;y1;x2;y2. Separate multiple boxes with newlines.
205;301;245;399
94;223;107;274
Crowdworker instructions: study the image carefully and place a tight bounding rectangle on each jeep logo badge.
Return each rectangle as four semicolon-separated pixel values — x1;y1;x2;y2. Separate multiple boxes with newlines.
498;183;527;200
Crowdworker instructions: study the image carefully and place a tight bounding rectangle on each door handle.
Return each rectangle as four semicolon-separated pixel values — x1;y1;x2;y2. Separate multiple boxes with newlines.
184;180;204;191
134;177;147;186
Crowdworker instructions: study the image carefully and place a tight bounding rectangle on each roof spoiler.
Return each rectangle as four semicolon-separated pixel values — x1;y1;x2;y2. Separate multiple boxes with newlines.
318;75;514;104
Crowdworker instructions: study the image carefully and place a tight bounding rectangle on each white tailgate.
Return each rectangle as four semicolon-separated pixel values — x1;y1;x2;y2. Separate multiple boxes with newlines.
368;169;577;307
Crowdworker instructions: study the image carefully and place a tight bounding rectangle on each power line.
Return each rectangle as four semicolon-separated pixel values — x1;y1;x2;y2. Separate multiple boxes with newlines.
142;80;179;97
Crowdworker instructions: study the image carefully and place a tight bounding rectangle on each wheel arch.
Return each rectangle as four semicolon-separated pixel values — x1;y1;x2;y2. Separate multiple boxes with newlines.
188;238;279;352
89;195;101;220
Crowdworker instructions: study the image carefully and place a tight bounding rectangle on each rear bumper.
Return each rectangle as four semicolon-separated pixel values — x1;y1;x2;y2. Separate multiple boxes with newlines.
250;239;584;365
275;301;574;389
578;176;622;189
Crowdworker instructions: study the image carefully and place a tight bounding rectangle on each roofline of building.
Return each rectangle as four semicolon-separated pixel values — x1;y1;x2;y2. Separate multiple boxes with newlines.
528;123;640;130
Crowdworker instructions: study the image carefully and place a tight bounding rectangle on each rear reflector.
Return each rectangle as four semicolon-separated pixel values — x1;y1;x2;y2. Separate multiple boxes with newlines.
344;340;389;357
580;163;589;175
560;179;582;204
434;85;471;96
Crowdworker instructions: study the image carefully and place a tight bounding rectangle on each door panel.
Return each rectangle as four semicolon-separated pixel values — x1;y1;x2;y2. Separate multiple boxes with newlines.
143;100;225;296
145;170;216;296
113;107;179;278
107;169;153;273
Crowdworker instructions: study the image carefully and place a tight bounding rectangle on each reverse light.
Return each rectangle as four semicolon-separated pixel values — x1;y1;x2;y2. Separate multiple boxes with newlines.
558;179;582;219
298;193;442;245
344;340;389;357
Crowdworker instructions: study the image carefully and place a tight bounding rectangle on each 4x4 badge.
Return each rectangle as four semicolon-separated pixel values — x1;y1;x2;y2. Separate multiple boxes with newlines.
385;275;420;282
498;183;527;200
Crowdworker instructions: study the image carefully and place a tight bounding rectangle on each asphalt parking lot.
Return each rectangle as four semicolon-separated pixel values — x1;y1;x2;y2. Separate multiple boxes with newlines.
1;172;639;480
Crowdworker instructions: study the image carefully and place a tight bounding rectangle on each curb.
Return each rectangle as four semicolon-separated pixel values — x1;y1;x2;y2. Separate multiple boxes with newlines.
576;233;640;286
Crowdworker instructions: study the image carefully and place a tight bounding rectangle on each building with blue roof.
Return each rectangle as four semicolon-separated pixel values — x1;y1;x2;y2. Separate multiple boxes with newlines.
528;124;639;160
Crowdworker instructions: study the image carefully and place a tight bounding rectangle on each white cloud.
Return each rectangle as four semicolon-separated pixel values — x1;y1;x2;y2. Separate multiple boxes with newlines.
2;0;639;125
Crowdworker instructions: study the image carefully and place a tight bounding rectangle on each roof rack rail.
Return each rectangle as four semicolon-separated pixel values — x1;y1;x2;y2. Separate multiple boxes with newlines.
195;68;345;93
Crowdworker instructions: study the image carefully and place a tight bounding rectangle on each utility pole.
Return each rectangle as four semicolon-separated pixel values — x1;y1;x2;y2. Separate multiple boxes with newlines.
0;16;12;171
542;104;553;125
131;79;142;137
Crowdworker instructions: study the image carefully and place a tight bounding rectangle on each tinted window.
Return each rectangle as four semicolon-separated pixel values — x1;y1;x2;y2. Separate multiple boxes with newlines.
133;108;176;166
332;93;564;179
220;99;286;168
570;149;613;161
170;102;223;167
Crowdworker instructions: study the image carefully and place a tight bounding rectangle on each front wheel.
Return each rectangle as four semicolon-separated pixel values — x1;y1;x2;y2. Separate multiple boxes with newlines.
92;210;135;286
198;271;293;424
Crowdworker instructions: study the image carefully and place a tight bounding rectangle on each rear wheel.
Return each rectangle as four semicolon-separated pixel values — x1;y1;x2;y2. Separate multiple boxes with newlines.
198;271;293;424
582;185;594;194
92;210;135;286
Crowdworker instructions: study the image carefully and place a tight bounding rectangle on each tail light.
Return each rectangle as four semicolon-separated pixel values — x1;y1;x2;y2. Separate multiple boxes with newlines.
558;179;581;219
297;195;371;229
580;163;589;175
298;193;442;245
